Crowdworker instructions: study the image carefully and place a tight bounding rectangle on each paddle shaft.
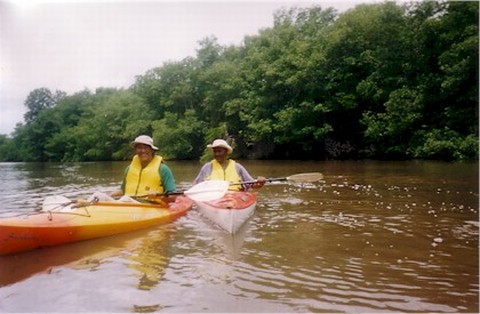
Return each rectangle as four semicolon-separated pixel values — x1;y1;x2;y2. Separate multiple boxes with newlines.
231;177;288;185
134;191;184;199
231;172;323;186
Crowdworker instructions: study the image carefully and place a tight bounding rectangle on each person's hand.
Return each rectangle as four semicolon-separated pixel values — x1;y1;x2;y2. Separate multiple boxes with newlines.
253;176;266;189
147;190;161;200
110;190;123;198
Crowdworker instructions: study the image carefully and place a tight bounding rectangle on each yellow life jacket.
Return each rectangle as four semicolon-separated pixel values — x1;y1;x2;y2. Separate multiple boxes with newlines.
207;159;241;191
124;155;164;196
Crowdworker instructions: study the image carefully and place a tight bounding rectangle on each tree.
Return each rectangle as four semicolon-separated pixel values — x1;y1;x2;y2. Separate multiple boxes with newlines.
152;109;204;160
0;135;16;161
1;2;477;162
24;88;66;123
362;87;423;158
133;58;199;119
436;1;478;135
70;89;154;161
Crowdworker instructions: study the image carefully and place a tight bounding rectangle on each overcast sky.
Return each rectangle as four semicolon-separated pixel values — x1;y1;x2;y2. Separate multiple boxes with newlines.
0;0;373;135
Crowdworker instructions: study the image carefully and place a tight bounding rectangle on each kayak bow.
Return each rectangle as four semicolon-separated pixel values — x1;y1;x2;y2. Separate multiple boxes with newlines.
195;191;257;234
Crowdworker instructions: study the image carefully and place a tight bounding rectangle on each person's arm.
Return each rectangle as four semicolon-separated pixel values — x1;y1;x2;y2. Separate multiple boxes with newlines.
160;164;176;193
193;163;211;184
236;163;254;182
235;163;265;189
110;166;129;197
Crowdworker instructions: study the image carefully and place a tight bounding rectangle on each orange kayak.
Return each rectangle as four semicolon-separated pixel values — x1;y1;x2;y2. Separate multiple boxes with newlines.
195;191;257;233
0;196;192;256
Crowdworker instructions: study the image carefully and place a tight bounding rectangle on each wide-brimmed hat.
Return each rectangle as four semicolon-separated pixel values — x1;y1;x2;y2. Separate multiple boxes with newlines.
131;135;158;151
207;139;233;154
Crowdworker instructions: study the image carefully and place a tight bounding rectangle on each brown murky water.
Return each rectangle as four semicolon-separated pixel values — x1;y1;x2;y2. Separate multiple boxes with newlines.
0;160;478;313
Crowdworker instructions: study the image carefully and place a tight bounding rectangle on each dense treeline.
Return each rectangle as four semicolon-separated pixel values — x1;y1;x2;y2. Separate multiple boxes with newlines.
0;1;477;162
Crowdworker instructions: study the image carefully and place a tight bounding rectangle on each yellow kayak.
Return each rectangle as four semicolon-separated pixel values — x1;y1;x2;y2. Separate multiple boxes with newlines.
0;196;192;256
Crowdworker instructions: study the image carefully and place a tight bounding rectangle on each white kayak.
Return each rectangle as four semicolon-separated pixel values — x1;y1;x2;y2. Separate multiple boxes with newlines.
195;191;257;233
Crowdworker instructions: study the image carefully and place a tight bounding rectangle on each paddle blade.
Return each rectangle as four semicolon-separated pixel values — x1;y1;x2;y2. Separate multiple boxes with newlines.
184;180;229;202
286;172;323;183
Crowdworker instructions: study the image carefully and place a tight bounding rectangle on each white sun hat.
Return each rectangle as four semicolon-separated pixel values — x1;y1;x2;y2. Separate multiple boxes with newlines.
131;135;158;150
207;139;233;154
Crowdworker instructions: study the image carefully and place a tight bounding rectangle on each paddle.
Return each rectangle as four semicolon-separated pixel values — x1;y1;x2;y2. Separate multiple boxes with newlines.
41;180;230;211
231;172;324;186
41;173;321;210
135;180;230;202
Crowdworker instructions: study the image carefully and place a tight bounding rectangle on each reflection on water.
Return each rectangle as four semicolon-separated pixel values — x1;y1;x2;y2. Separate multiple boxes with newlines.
0;160;478;313
0;223;173;312
127;228;170;291
0;224;171;287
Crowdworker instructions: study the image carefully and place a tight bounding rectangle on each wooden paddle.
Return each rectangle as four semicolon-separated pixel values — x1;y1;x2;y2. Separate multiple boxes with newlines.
231;172;324;185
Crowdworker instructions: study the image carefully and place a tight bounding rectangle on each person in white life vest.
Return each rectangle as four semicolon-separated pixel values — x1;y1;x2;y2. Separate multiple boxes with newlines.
193;139;266;191
111;135;176;198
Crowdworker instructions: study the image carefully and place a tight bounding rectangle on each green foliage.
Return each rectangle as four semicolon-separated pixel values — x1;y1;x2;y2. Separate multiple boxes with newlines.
0;1;477;162
24;88;66;124
362;87;424;157
70;89;154;161
199;123;231;162
152;110;204;160
410;129;479;161
132;57;202;122
0;135;17;161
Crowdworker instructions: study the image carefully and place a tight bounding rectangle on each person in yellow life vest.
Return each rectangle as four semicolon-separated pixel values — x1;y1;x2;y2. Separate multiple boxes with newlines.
193;139;266;191
111;135;176;198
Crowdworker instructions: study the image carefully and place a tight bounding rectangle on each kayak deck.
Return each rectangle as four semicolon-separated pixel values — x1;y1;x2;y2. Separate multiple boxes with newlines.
195;191;257;233
0;196;192;256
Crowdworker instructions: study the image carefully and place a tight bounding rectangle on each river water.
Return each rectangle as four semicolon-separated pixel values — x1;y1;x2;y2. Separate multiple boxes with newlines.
0;160;478;313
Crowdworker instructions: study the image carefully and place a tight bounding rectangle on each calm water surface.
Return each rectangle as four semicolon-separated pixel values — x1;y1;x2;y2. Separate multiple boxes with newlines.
0;160;478;313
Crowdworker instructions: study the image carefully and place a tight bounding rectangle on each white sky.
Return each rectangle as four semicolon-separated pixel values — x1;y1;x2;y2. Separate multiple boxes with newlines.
0;0;372;135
